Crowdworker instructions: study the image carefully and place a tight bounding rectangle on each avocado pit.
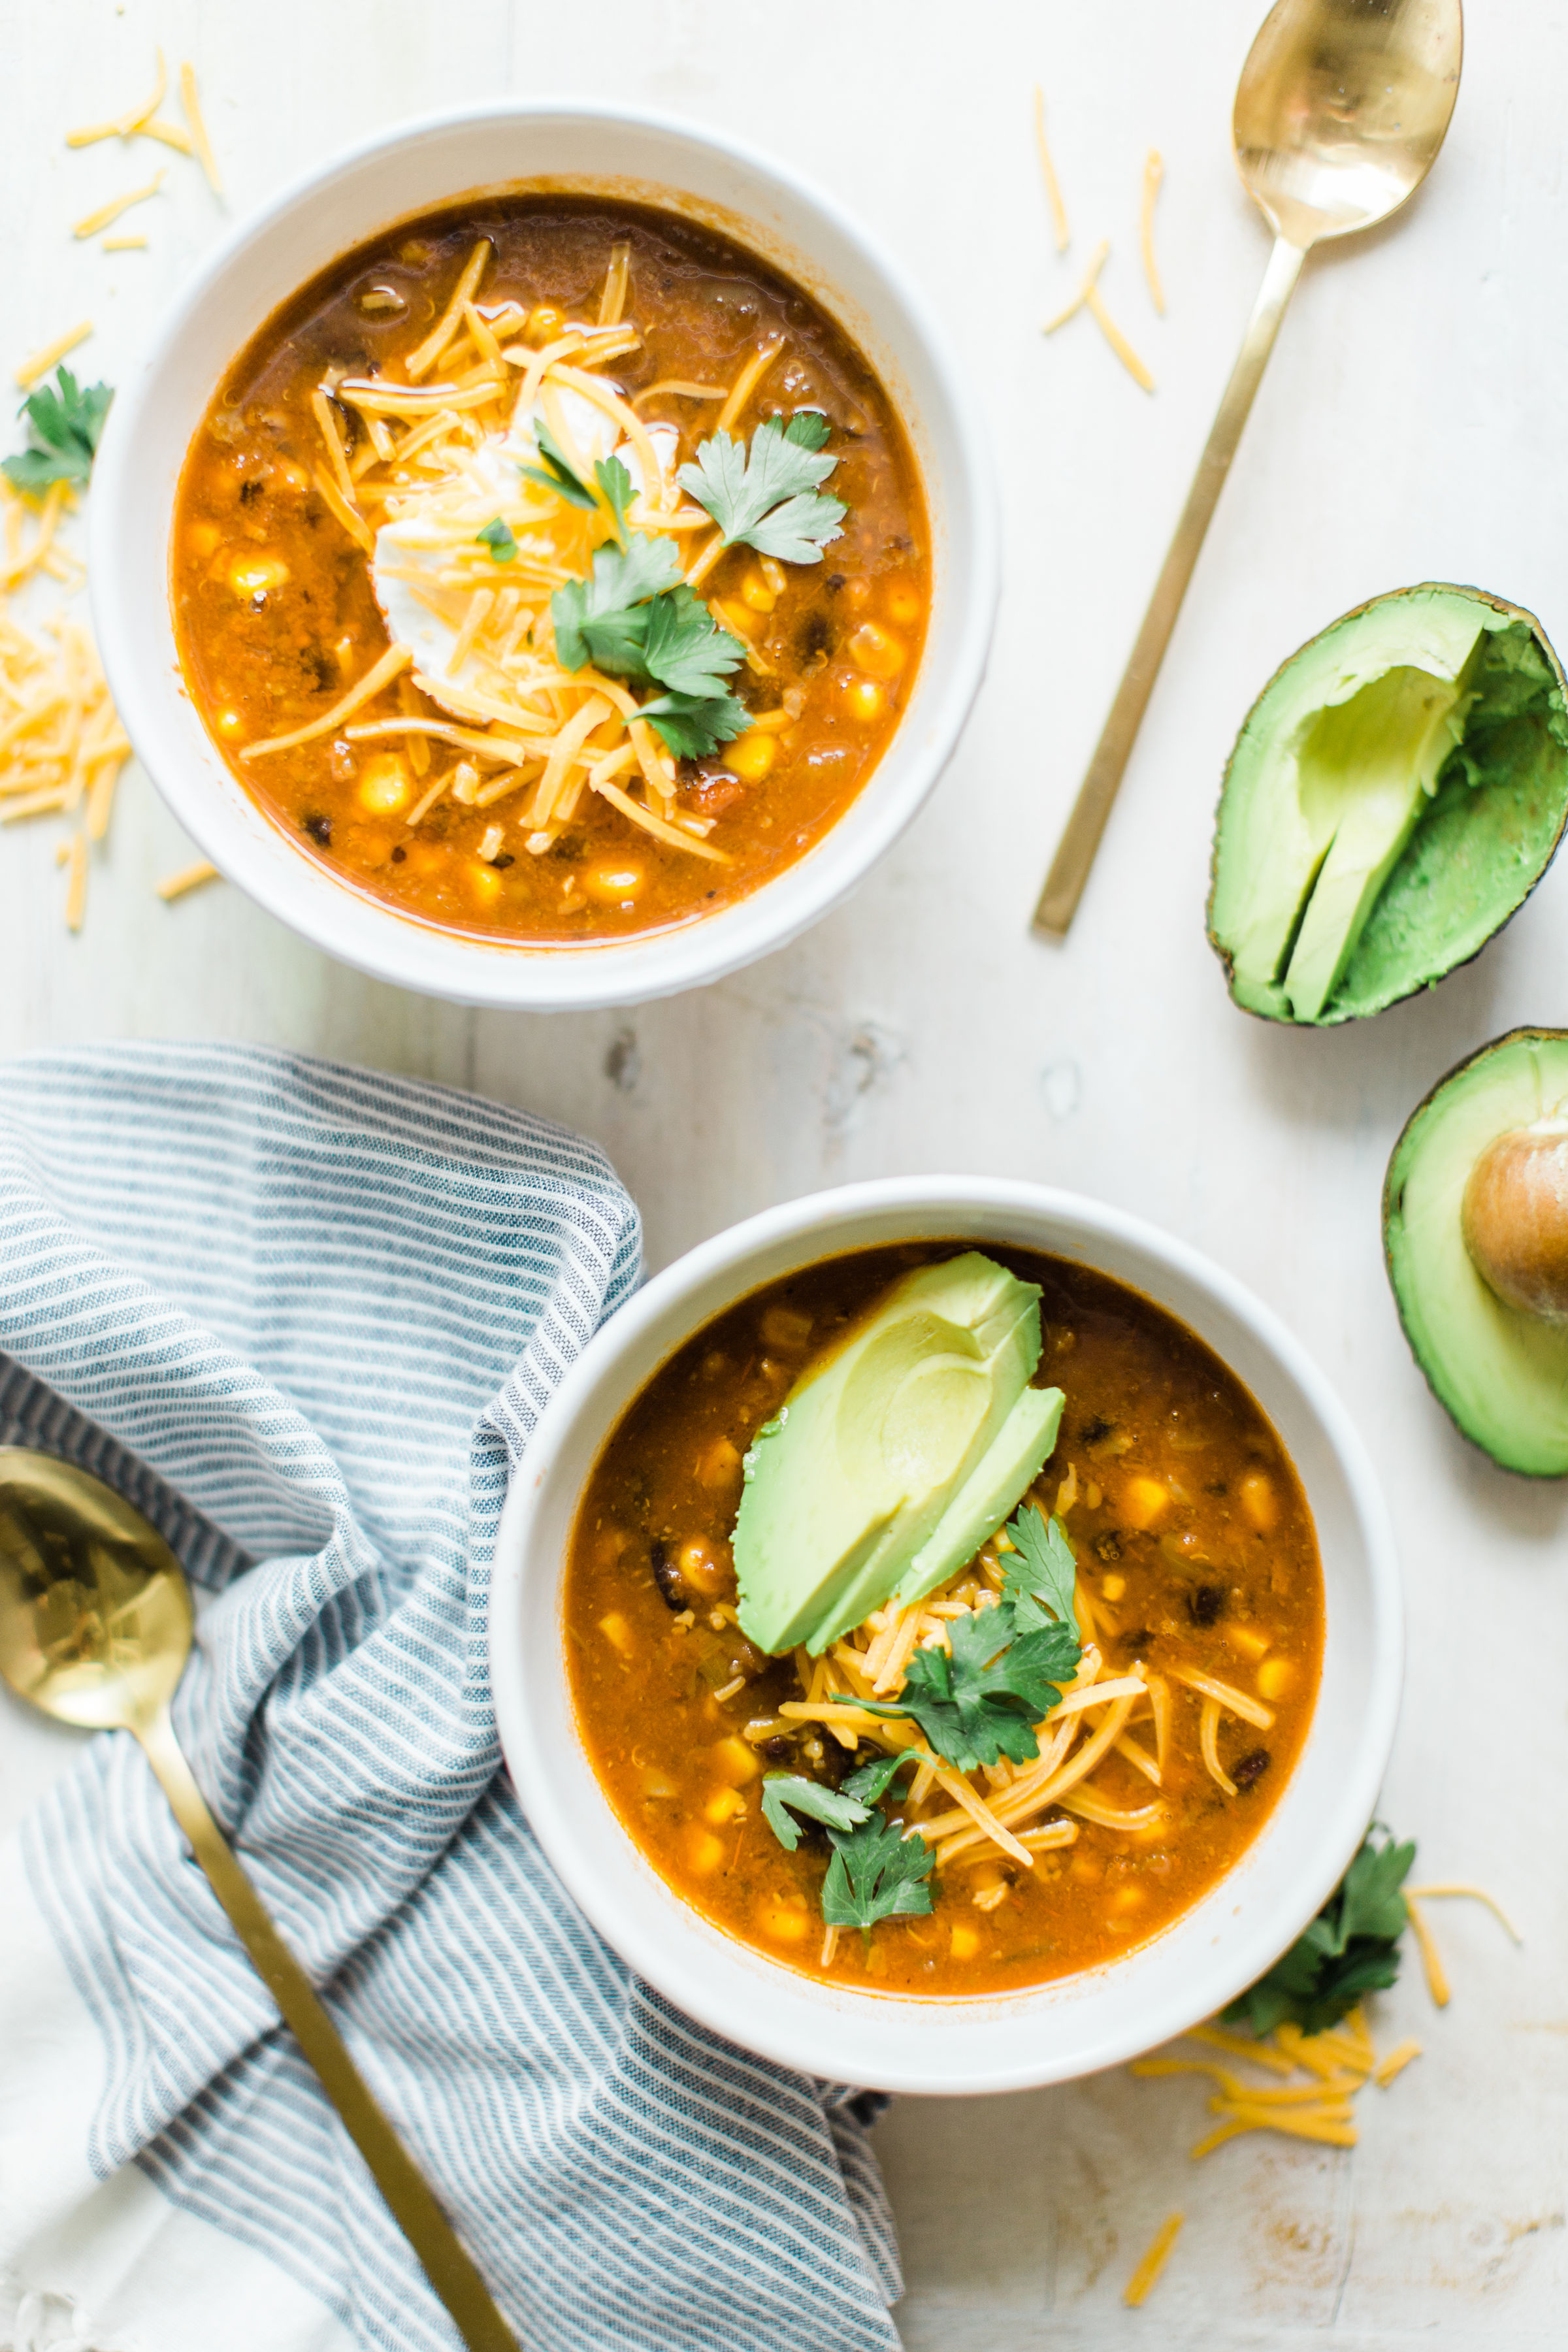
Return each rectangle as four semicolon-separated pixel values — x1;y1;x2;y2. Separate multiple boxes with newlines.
1461;1119;1568;1321
1384;1028;1568;1475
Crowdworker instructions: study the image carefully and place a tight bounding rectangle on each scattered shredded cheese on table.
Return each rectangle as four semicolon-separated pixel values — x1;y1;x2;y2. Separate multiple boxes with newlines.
72;171;164;241
1123;2212;1183;2307
1141;150;1166;314
1032;86;1071;252
63;51;218;203
1043;241;1107;335
1125;1874;1518;2234
0;476;215;928
16;324;92;391
1086;283;1156;393
156;858;220;902
0;487;131;928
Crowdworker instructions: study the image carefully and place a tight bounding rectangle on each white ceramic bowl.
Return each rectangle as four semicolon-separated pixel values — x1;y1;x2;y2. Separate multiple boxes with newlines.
492;1177;1403;2096
90;101;997;1011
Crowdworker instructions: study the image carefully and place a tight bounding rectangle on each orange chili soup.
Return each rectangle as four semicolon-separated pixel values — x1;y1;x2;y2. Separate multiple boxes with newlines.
566;1244;1324;1997
172;196;928;944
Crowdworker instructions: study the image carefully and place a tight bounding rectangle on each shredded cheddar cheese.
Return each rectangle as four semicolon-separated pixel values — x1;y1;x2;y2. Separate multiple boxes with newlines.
1032;86;1071;252
1403;1894;1450;2008
1086;283;1156;393
72;171;164;240
178;62;223;197
156;858;220;902
1122;2213;1183;2308
1405;1883;1523;1944
1131;1875;1518;2184
1043;240;1107;335
16;324;92;391
65;50;170;146
0;483;135;929
1373;2037;1422;2087
1141;150;1167;314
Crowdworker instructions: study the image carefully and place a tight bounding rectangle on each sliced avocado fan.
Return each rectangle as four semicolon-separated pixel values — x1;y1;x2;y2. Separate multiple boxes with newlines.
733;1252;1064;1656
1384;1029;1568;1477
1209;585;1568;1026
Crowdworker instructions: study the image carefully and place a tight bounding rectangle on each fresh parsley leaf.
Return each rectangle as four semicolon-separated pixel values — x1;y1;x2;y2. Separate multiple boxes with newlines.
821;1812;935;1932
1002;1505;1083;1652
642;585;745;696
1224;1829;1416;2038
476;517;517;563
551;534;684;674
781;407;831;452
520;418;600;512
633;688;749;760
1333;1829;1417;1946
760;1774;870;1852
857;1603;1076;1772
3;367;114;494
548;510;749;754
840;1750;919;1806
678;409;846;564
594;453;635;545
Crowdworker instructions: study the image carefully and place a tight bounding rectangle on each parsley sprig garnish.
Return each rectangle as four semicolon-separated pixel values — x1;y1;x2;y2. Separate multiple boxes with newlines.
551;534;749;759
821;1810;934;1933
3;368;113;494
879;1601;1079;1771
760;1752;919;1851
477;517;517;563
1224;1829;1416;2037
678;409;845;563
536;409;848;758
760;1774;869;1850
842;1505;1083;1772
1001;1505;1081;1640
519;417;602;514
760;1754;932;1933
761;1759;930;1938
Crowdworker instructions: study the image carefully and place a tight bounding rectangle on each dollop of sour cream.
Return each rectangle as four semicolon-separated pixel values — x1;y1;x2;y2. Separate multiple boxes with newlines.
368;382;679;713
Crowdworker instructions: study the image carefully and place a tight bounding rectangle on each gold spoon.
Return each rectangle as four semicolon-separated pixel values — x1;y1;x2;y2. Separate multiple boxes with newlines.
0;1448;517;2352
1032;0;1463;936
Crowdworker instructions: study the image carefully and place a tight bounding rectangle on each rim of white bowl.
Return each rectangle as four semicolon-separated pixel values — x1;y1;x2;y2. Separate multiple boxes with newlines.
88;98;999;1011
491;1177;1404;2095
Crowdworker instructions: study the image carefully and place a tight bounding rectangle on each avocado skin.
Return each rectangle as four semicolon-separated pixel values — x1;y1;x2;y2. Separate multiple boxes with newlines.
1384;1028;1568;1477
1207;585;1568;1026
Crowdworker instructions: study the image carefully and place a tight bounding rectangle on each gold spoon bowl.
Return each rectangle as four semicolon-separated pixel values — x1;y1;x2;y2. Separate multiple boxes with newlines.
0;1447;517;2352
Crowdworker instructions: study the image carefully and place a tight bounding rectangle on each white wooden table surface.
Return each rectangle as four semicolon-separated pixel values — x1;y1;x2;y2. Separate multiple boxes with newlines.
4;4;1567;2344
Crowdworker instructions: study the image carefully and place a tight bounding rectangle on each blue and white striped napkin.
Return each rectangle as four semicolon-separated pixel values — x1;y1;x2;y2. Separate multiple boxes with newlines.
0;1043;900;2352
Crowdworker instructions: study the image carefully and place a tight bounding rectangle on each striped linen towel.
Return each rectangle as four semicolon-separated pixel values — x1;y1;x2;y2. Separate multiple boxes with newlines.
0;1043;901;2352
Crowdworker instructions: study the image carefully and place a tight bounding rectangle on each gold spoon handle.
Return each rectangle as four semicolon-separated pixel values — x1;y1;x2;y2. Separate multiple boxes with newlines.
1032;233;1307;938
135;1706;518;2352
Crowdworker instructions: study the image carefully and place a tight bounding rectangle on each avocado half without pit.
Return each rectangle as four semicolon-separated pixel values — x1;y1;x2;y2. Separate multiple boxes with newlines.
1384;1030;1568;1475
1209;586;1568;1025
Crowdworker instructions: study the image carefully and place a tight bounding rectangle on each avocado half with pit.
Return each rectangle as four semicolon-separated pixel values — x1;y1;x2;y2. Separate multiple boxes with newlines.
1384;1030;1568;1475
1209;585;1568;1025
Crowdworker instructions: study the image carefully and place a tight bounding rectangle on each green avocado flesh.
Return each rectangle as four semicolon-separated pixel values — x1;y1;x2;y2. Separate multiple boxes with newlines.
733;1252;1064;1656
1384;1030;1568;1475
1209;586;1568;1025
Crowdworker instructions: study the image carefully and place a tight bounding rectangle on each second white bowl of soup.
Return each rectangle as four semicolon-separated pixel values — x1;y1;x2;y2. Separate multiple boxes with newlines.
491;1178;1403;2095
90;102;996;1009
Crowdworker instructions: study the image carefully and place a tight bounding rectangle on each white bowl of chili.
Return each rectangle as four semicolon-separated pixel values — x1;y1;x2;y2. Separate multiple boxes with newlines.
491;1177;1403;2096
90;101;996;1009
